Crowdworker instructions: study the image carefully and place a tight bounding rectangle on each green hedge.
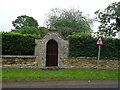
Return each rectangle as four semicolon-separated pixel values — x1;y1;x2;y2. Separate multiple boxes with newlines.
2;32;119;58
69;37;119;58
2;32;35;55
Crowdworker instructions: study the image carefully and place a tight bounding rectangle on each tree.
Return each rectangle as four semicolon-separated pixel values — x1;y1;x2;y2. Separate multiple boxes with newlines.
45;8;93;38
95;1;120;38
12;15;39;29
39;27;48;37
12;26;42;37
11;26;49;37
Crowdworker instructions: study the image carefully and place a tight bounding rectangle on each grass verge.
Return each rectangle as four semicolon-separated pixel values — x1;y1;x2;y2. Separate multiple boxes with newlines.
2;68;119;80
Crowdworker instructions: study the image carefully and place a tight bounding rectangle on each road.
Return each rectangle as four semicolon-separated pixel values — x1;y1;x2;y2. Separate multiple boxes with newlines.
2;79;119;88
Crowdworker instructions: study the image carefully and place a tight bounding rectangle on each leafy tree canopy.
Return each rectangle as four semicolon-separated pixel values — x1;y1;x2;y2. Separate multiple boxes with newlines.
45;8;93;38
11;26;49;37
68;32;92;38
12;15;39;29
12;26;42;37
95;1;120;38
39;27;49;37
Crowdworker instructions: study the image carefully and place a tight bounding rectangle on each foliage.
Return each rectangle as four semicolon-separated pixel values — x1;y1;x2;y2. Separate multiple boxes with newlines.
2;32;119;58
12;15;49;37
95;1;120;37
69;36;97;57
3;68;119;80
69;36;119;58
12;26;42;37
2;32;35;55
39;27;49;37
45;8;93;38
12;15;39;29
67;32;92;38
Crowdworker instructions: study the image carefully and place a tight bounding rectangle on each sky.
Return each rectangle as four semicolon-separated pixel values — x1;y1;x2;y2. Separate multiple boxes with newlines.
0;0;119;32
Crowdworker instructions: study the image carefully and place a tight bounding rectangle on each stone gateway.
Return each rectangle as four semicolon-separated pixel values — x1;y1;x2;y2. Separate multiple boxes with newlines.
2;29;119;69
35;29;69;68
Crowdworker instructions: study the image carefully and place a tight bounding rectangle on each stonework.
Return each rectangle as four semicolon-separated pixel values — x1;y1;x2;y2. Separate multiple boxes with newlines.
2;55;38;68
2;56;119;70
35;30;69;68
61;57;119;70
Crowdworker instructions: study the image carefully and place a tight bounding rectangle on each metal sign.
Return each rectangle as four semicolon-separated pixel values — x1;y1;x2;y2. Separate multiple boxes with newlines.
96;37;103;45
96;37;103;70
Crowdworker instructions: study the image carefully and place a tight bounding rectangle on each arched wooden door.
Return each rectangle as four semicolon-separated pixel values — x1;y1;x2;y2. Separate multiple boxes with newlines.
46;39;58;66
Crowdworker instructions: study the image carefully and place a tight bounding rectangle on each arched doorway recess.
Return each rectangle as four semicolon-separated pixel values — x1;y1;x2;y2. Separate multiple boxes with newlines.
46;39;58;66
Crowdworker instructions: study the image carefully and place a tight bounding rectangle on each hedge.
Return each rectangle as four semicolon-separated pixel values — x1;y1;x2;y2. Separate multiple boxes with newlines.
2;32;119;58
2;32;35;55
69;37;119;58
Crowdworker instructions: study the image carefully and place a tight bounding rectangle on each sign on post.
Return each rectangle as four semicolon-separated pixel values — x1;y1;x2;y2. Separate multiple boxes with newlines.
96;37;103;70
96;37;103;45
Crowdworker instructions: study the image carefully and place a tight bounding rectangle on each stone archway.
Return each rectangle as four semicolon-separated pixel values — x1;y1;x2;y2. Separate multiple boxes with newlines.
46;39;58;66
35;29;69;68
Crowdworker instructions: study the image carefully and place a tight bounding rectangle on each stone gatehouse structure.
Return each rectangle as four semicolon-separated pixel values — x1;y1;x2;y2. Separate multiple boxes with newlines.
35;29;69;68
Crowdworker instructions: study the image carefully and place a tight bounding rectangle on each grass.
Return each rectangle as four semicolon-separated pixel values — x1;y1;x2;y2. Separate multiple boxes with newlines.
2;68;119;80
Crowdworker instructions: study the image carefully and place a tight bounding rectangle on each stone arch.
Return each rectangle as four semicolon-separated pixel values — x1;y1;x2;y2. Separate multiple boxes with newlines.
35;30;69;68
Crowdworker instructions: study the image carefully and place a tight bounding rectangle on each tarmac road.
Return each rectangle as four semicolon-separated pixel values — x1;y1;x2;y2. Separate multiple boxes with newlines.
2;79;119;88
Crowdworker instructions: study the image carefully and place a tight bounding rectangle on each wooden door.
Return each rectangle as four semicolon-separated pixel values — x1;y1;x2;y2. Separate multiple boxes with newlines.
46;39;58;66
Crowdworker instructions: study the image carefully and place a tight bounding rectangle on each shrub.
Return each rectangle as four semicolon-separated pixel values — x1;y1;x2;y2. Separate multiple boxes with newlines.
2;32;119;58
11;26;42;37
69;36;119;58
2;32;35;55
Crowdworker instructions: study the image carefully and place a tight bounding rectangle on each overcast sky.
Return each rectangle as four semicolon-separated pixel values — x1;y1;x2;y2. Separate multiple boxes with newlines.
0;0;119;32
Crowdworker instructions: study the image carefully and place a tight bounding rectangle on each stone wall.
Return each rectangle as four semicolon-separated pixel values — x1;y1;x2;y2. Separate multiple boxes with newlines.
2;55;38;68
61;57;119;70
2;55;119;70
